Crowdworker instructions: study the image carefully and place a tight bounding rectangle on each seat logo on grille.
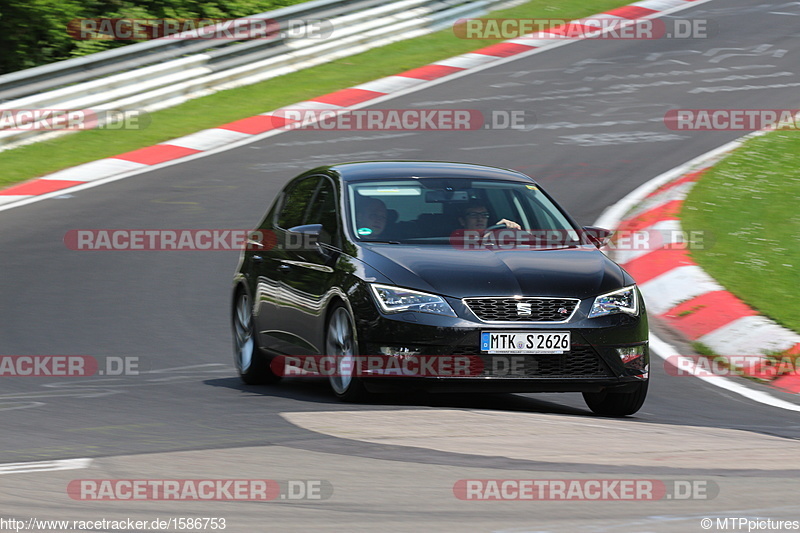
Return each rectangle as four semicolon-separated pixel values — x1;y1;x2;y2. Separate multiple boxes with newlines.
558;307;569;315
516;303;532;316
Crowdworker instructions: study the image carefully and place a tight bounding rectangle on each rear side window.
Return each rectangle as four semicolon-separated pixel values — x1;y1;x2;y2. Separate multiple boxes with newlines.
307;180;337;227
307;178;340;246
276;177;319;229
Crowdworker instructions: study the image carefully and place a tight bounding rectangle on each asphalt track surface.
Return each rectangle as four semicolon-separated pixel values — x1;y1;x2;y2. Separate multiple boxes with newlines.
2;0;800;530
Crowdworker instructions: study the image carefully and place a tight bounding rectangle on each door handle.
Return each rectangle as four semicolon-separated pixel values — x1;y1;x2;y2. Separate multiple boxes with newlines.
252;255;263;263
277;264;292;272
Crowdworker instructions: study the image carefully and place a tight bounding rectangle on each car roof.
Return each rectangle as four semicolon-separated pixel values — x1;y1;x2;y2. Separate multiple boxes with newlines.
321;161;536;183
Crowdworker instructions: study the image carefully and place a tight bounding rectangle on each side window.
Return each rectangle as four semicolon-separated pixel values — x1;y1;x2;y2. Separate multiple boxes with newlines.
276;177;320;229
307;178;340;246
485;189;514;222
523;191;574;232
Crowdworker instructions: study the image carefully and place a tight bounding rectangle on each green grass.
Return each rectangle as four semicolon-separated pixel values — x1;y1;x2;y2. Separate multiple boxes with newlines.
688;344;773;383
677;304;705;317
691;341;716;357
681;130;800;333
0;0;631;188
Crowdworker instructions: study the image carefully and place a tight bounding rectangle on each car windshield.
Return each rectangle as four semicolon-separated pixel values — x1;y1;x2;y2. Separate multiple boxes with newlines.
347;178;581;247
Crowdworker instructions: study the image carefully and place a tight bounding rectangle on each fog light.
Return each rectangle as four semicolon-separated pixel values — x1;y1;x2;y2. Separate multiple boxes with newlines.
617;345;646;364
379;346;422;357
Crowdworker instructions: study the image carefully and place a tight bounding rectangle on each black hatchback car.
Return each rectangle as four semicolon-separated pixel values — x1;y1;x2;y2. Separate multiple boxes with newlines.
232;161;648;416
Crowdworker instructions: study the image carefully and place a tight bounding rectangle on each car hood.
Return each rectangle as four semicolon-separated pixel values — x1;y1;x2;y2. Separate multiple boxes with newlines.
360;245;626;299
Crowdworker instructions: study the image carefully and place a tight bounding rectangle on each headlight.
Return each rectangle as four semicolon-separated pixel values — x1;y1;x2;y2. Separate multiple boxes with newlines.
370;284;456;317
589;286;638;318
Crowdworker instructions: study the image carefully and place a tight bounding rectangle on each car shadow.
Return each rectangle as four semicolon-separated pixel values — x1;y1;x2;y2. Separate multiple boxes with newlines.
205;375;592;417
202;376;676;472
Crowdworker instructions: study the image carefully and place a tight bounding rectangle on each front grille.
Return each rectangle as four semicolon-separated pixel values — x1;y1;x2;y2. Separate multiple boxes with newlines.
452;345;611;378
464;297;579;322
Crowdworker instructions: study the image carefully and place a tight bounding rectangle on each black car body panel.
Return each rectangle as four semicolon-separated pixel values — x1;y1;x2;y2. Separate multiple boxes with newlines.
232;161;649;402
360;245;628;299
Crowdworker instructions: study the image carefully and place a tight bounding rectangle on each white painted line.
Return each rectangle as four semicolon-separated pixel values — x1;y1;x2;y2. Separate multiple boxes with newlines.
595;114;779;231
434;53;499;69
505;37;556;47
633;0;684;11
528;31;560;39
651;334;800;413
0;195;33;205
166;128;251;152
699;316;800;356
42;159;147;182
595;144;739;230
593;109;800;409
612;218;683;264
620;181;696;222
0;458;92;475
354;75;427;93
640;265;723;314
272;101;342;112
579;14;627;22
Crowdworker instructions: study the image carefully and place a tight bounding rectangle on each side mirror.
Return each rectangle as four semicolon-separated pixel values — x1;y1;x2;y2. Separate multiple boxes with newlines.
582;226;613;248
287;224;335;258
287;224;322;237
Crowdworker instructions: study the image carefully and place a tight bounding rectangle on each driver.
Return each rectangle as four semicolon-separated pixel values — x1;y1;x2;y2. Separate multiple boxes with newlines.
458;202;521;231
356;197;388;238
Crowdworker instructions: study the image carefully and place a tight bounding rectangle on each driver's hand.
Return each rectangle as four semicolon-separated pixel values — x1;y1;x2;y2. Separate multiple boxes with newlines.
497;218;521;230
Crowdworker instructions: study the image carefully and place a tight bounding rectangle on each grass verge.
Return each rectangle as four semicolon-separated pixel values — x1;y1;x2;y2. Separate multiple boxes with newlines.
691;341;716;357
682;130;800;333
0;0;631;188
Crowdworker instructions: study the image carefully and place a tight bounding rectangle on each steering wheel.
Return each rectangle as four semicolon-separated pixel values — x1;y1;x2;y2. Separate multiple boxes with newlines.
484;223;508;231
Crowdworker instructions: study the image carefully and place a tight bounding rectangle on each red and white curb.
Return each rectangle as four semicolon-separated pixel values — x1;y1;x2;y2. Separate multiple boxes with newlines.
0;0;707;209
0;458;91;475
599;134;800;394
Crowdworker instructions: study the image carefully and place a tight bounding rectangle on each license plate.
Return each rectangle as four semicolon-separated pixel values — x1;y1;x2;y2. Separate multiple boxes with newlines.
481;331;570;354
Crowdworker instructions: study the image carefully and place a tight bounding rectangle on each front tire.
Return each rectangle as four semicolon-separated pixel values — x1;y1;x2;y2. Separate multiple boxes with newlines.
326;304;367;402
232;290;280;385
583;380;648;417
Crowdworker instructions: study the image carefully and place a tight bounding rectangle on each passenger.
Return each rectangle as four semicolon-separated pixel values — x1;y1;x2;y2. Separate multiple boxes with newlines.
356;197;388;238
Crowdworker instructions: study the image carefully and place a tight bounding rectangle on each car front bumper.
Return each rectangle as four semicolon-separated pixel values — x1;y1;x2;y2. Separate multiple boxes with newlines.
351;294;649;394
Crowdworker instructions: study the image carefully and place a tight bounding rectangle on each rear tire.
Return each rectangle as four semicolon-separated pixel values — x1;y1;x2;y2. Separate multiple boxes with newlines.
583;380;648;417
326;304;368;402
232;290;280;385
